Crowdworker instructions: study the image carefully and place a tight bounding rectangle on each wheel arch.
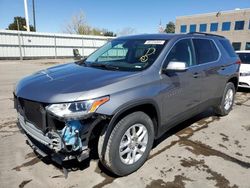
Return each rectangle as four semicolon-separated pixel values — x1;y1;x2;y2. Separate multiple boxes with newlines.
227;76;238;91
99;99;161;160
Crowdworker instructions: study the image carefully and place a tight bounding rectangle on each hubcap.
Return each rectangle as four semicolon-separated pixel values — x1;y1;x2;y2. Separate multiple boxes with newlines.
119;124;148;165
224;88;234;111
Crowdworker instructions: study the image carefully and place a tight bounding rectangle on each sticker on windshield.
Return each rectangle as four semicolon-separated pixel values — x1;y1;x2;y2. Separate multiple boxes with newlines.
135;65;142;68
144;40;165;45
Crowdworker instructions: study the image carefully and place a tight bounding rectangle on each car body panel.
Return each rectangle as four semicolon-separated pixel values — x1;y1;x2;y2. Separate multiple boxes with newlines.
239;64;250;88
15;63;142;103
236;51;250;88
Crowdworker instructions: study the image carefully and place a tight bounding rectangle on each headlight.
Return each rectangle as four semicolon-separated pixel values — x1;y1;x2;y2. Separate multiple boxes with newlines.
240;72;250;76
46;96;109;119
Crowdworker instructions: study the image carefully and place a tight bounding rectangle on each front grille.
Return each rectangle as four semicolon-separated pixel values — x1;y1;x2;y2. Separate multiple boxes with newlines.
16;97;46;131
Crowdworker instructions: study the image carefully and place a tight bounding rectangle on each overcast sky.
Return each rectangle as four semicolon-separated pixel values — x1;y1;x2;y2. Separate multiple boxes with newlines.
0;0;249;34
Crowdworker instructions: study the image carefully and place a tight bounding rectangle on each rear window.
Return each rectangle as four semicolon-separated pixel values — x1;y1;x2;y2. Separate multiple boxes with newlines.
219;40;237;57
237;53;250;64
193;39;219;64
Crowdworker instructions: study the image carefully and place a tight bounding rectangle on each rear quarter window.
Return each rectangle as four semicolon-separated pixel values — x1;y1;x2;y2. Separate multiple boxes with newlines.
193;39;219;64
219;39;237;58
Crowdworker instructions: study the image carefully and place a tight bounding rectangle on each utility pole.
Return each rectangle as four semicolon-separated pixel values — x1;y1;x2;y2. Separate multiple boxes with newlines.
17;19;23;60
32;0;36;31
24;0;30;32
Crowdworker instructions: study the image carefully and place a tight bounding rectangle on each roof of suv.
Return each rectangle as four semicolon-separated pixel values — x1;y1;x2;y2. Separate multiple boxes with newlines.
117;34;184;40
117;32;225;40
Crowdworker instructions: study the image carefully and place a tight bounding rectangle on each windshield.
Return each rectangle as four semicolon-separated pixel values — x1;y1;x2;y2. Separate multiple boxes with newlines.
84;39;167;71
237;53;250;64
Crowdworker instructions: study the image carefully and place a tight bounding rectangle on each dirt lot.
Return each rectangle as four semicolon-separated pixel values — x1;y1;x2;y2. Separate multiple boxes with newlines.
0;60;249;188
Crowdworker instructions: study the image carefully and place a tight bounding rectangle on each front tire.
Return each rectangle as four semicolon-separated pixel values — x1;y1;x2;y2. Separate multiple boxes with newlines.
214;82;235;116
98;111;154;176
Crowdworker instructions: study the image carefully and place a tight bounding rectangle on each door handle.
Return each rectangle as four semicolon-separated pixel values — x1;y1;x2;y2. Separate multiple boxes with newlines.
193;72;200;78
220;66;226;70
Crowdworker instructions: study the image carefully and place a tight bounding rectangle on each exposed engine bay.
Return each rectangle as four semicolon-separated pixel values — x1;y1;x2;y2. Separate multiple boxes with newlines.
47;120;83;152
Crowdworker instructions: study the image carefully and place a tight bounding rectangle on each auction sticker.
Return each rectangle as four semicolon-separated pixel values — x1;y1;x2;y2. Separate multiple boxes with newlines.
144;40;165;45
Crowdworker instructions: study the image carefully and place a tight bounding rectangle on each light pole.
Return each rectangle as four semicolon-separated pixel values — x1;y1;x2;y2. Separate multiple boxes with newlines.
17;18;23;60
24;0;30;32
32;0;36;31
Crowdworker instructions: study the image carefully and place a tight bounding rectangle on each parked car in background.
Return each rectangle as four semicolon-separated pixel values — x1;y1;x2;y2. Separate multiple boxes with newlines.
14;32;240;176
236;51;250;89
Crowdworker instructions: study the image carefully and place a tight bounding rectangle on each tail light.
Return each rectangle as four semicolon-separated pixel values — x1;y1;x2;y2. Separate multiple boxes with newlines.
235;60;241;65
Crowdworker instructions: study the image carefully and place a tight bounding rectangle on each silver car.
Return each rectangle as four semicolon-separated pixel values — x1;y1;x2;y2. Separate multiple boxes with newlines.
14;33;240;176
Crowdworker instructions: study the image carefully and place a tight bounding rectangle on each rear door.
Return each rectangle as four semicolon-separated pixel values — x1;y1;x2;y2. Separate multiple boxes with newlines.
192;38;221;104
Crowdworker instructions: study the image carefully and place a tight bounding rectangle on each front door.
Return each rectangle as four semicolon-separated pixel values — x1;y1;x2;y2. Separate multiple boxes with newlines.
160;38;204;128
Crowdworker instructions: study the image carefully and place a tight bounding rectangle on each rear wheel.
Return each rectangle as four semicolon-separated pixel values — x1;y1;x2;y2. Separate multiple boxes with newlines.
98;111;154;176
214;82;235;116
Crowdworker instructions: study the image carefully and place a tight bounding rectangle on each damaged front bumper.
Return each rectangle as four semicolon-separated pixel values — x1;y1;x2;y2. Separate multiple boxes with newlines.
17;111;104;164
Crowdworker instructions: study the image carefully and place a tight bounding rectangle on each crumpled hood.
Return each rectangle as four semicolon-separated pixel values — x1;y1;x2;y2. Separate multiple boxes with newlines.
15;63;141;103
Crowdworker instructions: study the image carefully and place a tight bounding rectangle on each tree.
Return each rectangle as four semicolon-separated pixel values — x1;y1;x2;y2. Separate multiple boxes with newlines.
102;30;116;37
117;27;136;36
64;11;91;35
64;11;116;36
164;21;175;33
7;16;35;31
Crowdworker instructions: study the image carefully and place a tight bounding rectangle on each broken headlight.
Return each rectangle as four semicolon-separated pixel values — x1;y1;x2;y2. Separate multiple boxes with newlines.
46;96;109;119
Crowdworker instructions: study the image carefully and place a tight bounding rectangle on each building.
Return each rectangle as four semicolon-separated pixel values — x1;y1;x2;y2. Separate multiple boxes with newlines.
175;8;250;51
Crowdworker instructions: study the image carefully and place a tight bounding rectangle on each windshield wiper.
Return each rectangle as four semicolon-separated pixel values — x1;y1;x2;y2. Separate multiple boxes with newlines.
75;58;87;66
90;63;120;70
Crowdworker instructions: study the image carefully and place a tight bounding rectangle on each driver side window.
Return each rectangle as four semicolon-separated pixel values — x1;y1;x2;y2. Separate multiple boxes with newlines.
97;44;128;62
164;39;195;67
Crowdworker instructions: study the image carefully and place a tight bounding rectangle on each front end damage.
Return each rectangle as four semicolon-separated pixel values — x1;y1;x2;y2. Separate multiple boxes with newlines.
15;96;108;165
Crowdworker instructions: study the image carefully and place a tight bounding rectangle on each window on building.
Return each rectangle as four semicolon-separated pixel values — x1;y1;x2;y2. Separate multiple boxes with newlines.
235;21;245;30
246;42;250;50
232;42;241;51
180;25;187;33
199;24;207;32
210;23;218;32
222;22;231;31
193;39;219;64
190;24;196;32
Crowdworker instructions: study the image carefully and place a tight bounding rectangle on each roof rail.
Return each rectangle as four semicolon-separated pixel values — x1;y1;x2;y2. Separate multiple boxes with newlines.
188;32;225;38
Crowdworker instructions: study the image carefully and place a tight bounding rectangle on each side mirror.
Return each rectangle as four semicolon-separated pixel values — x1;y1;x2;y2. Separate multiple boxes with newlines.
162;61;188;73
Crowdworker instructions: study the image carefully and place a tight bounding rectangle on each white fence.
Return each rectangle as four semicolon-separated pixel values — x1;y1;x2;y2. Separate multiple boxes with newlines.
0;30;113;60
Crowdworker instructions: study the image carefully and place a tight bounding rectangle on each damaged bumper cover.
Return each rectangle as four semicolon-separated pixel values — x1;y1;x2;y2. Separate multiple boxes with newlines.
17;112;104;164
14;95;109;164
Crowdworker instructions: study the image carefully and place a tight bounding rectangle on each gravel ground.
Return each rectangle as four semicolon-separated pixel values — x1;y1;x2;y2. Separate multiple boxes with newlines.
0;60;249;188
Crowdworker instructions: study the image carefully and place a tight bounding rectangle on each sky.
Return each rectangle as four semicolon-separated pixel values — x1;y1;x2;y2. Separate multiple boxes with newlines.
0;0;250;34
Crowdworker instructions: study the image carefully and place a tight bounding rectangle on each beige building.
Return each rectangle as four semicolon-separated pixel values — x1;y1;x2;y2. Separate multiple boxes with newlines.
175;8;250;51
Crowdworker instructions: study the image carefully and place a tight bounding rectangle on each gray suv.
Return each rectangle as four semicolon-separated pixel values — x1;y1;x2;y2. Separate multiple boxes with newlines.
14;32;240;176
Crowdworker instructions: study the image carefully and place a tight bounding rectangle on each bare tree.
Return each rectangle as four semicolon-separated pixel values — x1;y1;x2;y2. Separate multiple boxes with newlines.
63;11;116;36
64;11;92;35
117;27;136;36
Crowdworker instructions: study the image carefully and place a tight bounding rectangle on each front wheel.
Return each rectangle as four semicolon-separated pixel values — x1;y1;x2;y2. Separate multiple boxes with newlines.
214;82;235;116
98;111;154;176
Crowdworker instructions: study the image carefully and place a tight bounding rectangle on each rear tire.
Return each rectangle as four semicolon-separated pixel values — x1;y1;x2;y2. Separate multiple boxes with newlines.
98;111;154;176
214;82;235;116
